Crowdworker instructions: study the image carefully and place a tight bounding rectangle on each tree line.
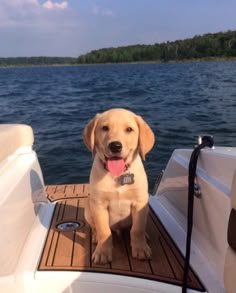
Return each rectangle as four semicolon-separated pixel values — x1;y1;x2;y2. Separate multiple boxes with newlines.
0;30;236;66
0;57;76;67
77;30;236;64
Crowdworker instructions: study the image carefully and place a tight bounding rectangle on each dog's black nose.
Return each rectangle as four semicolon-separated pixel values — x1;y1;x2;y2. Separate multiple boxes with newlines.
109;141;122;153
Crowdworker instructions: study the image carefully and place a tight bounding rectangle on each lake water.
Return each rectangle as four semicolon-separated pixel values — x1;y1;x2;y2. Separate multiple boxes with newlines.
0;62;236;191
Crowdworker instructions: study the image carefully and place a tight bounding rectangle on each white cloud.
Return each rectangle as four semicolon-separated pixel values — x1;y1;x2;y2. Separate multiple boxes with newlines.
92;4;114;17
0;0;70;29
0;0;114;57
0;0;38;29
0;0;83;56
42;1;68;10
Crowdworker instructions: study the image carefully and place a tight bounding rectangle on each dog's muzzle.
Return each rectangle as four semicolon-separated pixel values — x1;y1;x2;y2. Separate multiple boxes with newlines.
108;141;122;154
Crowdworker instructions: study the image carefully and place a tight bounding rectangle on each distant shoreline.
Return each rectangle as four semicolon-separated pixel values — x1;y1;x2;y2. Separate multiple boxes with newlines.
0;56;236;69
1;30;236;67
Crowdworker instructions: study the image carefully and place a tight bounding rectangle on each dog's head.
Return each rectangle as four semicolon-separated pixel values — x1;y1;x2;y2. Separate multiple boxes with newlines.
83;108;155;175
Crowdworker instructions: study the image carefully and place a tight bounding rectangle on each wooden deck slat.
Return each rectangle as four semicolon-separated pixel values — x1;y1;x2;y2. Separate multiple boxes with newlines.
39;184;204;291
159;236;183;280
111;232;131;271
40;203;60;268
65;184;76;197
150;212;198;285
147;217;175;278
62;198;78;221
53;231;75;267
74;184;84;195
77;198;86;221
46;232;59;267
72;229;91;267
83;183;90;196
56;201;66;222
47;184;89;202
124;232;153;274
55;185;66;195
39;230;55;267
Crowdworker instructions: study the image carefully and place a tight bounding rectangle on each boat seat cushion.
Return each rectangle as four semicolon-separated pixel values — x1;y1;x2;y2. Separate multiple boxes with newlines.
0;124;34;163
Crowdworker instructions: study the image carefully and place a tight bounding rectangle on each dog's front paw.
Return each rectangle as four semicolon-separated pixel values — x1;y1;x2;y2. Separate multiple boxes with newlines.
92;244;112;264
131;242;152;260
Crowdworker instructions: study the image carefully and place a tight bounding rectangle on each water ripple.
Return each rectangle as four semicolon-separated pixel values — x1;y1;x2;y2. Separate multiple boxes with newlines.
0;61;236;190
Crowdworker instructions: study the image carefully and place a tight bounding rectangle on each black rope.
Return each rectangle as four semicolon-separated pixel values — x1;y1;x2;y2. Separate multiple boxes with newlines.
182;136;214;293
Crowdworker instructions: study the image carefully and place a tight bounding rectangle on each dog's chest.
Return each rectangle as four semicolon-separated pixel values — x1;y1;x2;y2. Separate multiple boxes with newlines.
109;198;132;214
108;198;132;227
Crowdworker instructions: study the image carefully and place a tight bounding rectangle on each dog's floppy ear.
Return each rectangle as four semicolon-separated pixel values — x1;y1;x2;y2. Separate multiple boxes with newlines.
83;114;100;153
135;115;155;160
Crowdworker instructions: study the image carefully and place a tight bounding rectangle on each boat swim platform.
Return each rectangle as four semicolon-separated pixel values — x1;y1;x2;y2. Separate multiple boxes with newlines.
38;183;204;291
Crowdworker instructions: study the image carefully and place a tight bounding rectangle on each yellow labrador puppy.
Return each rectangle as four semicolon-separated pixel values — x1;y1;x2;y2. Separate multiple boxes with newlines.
83;108;155;264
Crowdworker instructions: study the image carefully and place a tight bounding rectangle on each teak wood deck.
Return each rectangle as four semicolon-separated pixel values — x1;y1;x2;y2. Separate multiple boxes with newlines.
38;184;204;291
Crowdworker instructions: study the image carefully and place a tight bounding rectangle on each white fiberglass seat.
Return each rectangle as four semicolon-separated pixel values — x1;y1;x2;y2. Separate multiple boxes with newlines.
0;124;47;288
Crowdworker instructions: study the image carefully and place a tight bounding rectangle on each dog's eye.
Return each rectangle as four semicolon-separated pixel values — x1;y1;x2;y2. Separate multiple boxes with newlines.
126;127;133;133
102;125;109;131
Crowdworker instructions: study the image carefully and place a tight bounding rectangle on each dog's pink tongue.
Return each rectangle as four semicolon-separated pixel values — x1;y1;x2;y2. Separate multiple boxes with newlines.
106;158;126;176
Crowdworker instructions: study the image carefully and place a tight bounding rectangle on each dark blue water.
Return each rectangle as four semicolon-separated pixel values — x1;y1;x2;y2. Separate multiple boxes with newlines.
0;62;236;191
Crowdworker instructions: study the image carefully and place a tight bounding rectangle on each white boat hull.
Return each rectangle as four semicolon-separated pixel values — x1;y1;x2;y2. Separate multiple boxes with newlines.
150;147;236;293
1;124;236;292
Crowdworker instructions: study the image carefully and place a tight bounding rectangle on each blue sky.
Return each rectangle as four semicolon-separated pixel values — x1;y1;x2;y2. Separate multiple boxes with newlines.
0;0;235;57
